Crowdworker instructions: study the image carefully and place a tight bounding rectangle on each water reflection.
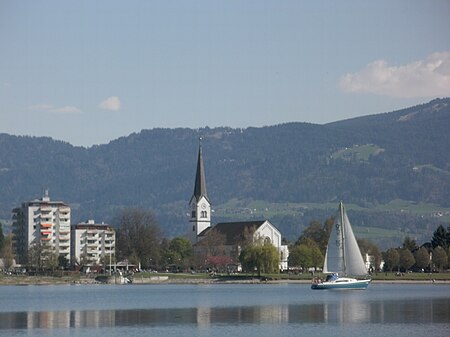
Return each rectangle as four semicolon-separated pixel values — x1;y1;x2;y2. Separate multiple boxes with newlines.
0;298;447;329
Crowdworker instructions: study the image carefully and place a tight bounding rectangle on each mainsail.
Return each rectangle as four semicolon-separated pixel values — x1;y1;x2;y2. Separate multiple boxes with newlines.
323;202;367;276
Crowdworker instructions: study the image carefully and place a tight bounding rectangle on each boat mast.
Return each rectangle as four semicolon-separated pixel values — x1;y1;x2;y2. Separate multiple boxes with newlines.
340;202;347;276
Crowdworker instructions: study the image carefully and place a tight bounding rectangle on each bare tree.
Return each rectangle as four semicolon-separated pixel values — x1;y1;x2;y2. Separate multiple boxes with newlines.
115;208;162;269
27;240;58;272
196;228;227;257
195;229;227;269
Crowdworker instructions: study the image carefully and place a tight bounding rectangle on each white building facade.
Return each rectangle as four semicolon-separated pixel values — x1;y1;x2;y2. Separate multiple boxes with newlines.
12;191;71;265
71;220;115;266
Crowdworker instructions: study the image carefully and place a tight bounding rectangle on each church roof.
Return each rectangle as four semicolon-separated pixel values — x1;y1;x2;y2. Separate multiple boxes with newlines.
191;139;209;203
199;220;268;245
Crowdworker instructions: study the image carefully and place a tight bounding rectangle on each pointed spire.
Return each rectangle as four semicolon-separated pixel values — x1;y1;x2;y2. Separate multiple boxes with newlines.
193;137;208;201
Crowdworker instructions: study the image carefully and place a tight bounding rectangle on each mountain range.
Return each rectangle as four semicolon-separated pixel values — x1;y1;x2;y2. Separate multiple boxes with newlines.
1;98;449;248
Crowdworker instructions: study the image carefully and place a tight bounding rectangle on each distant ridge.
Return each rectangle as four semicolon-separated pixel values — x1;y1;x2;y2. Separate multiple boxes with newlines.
1;98;449;245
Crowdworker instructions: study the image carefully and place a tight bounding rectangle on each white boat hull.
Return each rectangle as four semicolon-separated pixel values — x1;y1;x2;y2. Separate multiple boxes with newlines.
311;277;371;290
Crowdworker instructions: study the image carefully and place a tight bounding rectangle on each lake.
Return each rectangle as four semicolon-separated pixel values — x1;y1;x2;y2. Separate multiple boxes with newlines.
0;283;448;336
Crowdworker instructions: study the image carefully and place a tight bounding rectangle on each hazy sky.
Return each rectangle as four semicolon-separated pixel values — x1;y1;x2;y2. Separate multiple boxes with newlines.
1;0;449;147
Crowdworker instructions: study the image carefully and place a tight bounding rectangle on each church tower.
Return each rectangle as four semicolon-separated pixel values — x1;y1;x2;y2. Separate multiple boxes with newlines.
189;138;211;243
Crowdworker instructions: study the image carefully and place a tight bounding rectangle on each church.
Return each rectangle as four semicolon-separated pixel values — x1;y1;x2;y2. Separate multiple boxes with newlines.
188;140;289;271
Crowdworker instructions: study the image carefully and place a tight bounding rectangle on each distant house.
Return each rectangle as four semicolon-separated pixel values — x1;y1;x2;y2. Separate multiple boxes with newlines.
188;140;289;271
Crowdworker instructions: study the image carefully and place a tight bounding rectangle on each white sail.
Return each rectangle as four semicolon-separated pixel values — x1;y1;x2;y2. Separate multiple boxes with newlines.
323;202;367;276
323;204;345;274
342;208;368;275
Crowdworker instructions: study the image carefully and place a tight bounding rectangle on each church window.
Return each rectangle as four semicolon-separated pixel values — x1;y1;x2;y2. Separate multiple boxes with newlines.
191;211;196;218
193;225;195;232
264;237;271;245
201;211;207;218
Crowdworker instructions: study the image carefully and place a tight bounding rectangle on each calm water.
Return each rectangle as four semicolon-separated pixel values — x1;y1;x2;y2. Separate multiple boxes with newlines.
0;283;448;337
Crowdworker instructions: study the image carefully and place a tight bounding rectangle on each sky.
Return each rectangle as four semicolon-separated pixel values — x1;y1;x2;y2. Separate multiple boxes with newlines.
1;0;449;147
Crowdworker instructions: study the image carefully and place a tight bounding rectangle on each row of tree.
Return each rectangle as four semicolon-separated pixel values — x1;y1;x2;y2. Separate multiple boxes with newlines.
288;219;449;273
1;208;449;275
114;208;279;275
382;225;450;272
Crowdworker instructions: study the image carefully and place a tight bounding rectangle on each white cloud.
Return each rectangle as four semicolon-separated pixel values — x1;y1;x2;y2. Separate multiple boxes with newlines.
99;96;121;111
27;104;81;114
50;106;81;114
339;51;450;98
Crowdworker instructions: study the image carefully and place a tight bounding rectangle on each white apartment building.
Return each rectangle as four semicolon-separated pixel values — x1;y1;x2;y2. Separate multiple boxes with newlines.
71;220;115;266
12;191;71;265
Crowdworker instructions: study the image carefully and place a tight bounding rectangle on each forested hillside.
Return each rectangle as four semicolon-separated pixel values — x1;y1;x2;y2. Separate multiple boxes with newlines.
1;98;449;246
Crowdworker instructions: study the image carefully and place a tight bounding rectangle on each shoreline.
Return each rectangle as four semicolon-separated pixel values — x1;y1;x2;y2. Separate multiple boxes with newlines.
1;275;449;286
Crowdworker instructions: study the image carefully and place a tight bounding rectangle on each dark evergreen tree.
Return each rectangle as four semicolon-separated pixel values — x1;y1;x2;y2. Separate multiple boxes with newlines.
0;223;4;254
431;225;448;250
402;236;417;251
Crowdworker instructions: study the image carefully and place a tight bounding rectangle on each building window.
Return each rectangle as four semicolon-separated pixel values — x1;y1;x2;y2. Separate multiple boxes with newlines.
201;211;207;218
192;225;195;232
191;211;196;218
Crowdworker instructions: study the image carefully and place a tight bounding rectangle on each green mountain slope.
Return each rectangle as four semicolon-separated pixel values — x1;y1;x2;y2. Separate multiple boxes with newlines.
1;98;449;247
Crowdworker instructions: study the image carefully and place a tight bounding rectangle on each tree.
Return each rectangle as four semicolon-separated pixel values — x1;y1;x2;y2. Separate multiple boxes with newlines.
398;248;415;272
239;241;279;276
357;238;382;271
310;244;324;270
194;228;229;270
402;236;418;251
115;208;162;269
162;237;193;271
383;248;399;272
432;246;448;271
58;255;69;269
196;229;227;257
288;244;312;270
431;225;448;250
0;234;14;270
447;225;450;248
0;223;5;254
27;241;58;272
414;247;430;271
296;220;331;254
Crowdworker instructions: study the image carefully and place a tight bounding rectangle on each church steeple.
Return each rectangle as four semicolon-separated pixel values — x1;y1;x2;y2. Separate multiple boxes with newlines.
189;137;211;243
192;137;208;203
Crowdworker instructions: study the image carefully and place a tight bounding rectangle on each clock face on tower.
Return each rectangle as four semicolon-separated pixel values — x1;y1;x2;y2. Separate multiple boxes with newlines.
201;203;207;209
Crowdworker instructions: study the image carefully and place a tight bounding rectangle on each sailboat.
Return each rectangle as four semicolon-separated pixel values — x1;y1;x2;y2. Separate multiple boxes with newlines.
311;202;371;290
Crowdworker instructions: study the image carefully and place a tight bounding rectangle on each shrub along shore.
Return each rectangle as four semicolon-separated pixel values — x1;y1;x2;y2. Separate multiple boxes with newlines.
1;272;449;285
